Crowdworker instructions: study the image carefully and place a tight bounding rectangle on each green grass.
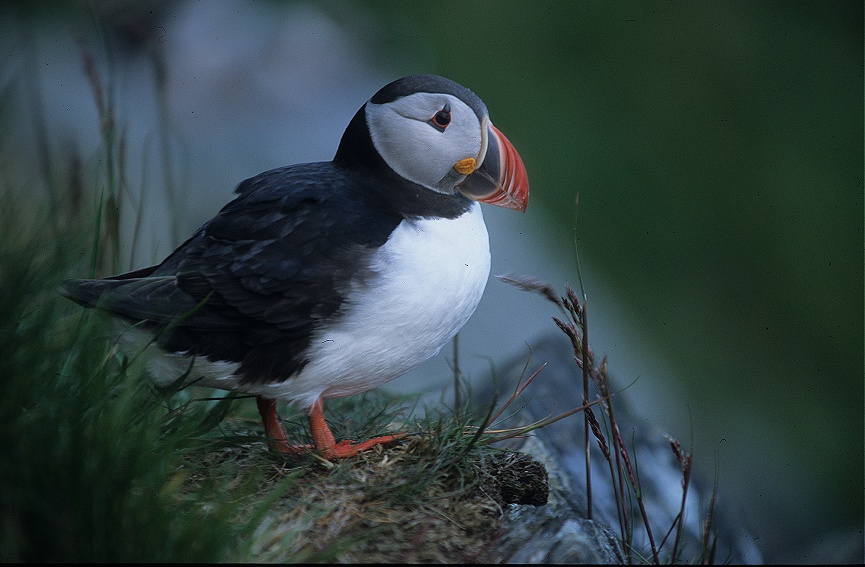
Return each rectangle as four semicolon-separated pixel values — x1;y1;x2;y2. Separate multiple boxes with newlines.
0;194;271;561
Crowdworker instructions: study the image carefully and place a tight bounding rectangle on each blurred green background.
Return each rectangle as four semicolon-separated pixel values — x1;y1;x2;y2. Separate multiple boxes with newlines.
1;0;861;562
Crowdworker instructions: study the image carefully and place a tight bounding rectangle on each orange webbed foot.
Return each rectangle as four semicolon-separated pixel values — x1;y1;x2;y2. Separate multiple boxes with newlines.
256;396;406;460
323;433;407;459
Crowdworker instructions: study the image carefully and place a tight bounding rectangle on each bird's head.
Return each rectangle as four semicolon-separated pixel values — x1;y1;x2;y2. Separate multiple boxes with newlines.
337;74;529;212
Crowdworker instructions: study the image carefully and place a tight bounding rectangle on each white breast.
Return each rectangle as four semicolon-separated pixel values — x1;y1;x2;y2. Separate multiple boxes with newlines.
264;202;491;406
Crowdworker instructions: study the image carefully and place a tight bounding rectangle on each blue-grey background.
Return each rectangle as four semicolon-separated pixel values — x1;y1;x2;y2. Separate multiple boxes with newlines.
1;1;861;562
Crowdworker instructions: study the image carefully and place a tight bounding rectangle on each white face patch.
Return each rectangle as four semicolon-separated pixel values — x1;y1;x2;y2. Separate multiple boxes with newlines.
365;92;485;193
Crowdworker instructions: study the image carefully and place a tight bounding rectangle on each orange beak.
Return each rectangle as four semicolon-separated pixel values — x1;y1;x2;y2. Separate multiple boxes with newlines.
456;123;529;212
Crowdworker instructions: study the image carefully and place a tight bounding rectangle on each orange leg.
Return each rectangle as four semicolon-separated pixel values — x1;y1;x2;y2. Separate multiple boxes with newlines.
256;396;308;455
306;399;405;459
256;396;404;459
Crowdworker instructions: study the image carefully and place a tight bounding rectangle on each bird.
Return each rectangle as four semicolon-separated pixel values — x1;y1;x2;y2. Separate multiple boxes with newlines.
61;74;529;459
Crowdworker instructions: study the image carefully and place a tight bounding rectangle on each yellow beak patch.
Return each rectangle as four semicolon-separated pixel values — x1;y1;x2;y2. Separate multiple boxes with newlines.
453;157;477;175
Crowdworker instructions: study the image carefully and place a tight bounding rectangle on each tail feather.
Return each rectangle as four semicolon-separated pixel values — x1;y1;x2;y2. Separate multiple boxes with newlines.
60;278;109;309
60;263;161;309
59;273;190;324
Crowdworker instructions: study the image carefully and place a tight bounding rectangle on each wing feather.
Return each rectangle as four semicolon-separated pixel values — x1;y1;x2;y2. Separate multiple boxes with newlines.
62;163;401;382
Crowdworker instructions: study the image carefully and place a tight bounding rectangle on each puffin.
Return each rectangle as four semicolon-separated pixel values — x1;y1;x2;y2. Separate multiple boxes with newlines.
61;74;529;459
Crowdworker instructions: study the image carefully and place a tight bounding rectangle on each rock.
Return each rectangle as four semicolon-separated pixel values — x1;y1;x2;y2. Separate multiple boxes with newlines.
483;435;624;564
475;332;764;564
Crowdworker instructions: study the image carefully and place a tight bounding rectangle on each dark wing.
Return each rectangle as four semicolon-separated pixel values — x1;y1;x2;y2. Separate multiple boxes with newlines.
61;163;401;383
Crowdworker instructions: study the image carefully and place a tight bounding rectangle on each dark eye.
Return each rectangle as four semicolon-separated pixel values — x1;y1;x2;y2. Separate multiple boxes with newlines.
428;104;451;132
